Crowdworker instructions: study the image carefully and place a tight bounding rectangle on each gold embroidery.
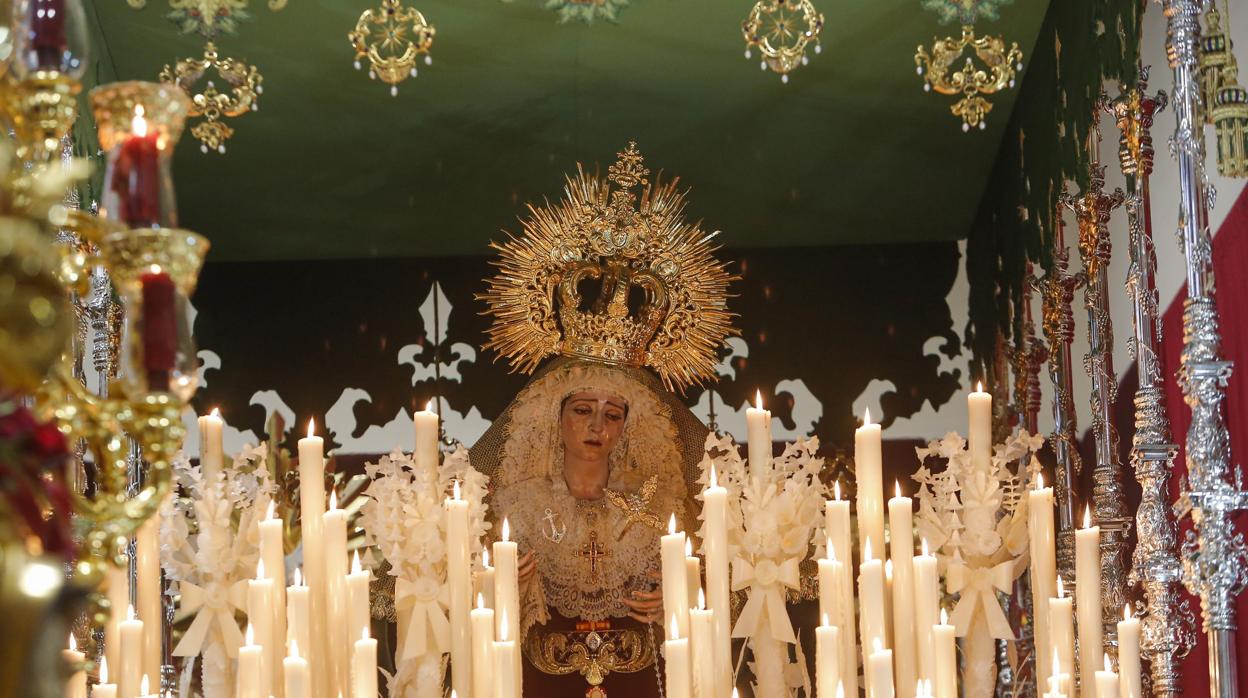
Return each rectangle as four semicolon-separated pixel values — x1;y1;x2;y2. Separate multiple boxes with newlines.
604;474;664;539
524;627;657;686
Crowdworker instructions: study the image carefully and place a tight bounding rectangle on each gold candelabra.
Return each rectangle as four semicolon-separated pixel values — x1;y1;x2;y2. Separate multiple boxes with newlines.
349;0;436;97
915;25;1023;131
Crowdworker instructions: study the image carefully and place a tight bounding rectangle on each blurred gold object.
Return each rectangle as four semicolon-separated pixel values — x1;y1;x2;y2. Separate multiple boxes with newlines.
0;216;73;392
741;0;823;83
915;25;1023;132
1200;2;1248;177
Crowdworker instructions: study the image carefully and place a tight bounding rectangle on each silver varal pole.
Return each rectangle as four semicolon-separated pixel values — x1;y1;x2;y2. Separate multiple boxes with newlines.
1110;69;1196;698
1162;2;1248;698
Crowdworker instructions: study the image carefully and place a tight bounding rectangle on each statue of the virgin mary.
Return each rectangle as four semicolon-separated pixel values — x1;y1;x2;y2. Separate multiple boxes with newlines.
468;142;736;697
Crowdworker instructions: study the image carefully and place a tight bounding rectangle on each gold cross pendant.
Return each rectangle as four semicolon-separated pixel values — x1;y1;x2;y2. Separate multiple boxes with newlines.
575;529;612;576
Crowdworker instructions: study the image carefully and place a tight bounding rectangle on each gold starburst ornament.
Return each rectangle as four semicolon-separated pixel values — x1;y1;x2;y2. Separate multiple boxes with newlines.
915;25;1023;132
741;0;824;83
349;0;436;97
159;42;263;154
479;142;738;392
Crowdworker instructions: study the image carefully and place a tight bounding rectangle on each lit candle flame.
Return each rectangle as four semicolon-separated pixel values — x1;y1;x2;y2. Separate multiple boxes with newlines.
1037;472;1044;489
427;399;434;413
669;614;679;641
351;550;362;575
668;513;677;536
821;612;830;626
362;626;371;641
482;548;491;568
698;588;706;610
210;406;220;418
921;538;929;556
976;380;983;392
863;538;873;562
290;639;301;660
733;688;741;698
685;537;692;557
477;593;485;610
127;604;136;621
709;464;718;489
1056;576;1065;598
1052;648;1061;674
1083;506;1091;529
755;390;763;410
834;480;842;500
1103;653;1112;672
257;558;266;580
245;623;255;646
502;518;510;543
68;633;76;651
873;637;883;652
1124;603;1132;621
329;490;338;510
863;407;873;426
498;609;508;641
940;607;948;625
895;480;902;499
826;538;836;562
132;105;148;138
452;479;461;501
835;683;845;698
99;656;109;683
885;559;893;578
307;418;316;438
266;500;276;521
140;675;150;695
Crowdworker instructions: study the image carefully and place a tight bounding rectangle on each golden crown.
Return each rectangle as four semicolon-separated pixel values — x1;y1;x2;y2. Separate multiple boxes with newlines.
479;142;737;391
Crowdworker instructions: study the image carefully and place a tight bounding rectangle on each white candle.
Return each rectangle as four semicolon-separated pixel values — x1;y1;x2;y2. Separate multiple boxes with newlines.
103;561;128;680
346;551;371;663
352;628;378;698
817;555;841;629
816;617;840;698
64;634;86;698
685;538;701;610
1076;507;1102;698
913;540;940;690
933;610;957;698
1050;577;1075;690
298;420;329;694
888;483;917;698
826;484;858;698
494;608;519;698
414;399;439;470
248;560;276;698
967;383;992;472
884;560;894;649
689;591;715;698
446;480;472;698
238;624;265;698
859;539;888;653
284;640;312;698
198;407;225;481
869;640;896;698
324;490;350;696
662;514;692;639
118;605;143;698
287;568;310;657
1028;475;1056;685
471;594;496;698
665;615;692;698
479;548;496;609
855;409;885;574
1094;654;1119;698
134;506;162;687
1117;605;1142;698
93;657;117;698
493;518;521;691
703;466;732;698
746;390;773;471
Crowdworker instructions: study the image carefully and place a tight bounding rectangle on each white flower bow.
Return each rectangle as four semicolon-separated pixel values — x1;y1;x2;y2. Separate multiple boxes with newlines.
172;579;249;658
730;555;801;643
945;559;1015;639
395;576;451;659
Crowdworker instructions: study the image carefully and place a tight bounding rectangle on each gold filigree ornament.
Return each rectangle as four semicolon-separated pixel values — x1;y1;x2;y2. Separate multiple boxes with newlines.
741;0;824;83
125;0;287;39
1200;1;1248;178
525;627;656;686
349;0;435;97
479;142;738;392
159;42;263;154
915;25;1023;132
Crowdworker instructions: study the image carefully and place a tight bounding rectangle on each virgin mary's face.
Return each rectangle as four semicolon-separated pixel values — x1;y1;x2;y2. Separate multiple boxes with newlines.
560;391;628;464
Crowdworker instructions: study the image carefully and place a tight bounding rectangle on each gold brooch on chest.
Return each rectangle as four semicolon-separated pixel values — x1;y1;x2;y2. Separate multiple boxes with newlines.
604;475;664;540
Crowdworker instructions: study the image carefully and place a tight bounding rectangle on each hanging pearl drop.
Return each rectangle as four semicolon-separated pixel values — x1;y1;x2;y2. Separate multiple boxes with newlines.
218;144;226;153
814;43;821;54
354;60;362;70
745;48;752;59
962;123;970;133
391;85;399;96
425;55;433;65
781;74;789;84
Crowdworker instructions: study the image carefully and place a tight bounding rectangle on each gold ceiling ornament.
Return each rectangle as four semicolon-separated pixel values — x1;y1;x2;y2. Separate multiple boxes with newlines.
1200;1;1248;177
349;0;436;97
914;25;1023;132
125;0;288;39
159;42;263;155
741;0;824;83
478;141;738;392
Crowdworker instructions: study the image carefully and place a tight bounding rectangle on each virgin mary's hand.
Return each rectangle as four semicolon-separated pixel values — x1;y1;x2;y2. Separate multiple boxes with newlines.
518;551;537;584
622;570;664;625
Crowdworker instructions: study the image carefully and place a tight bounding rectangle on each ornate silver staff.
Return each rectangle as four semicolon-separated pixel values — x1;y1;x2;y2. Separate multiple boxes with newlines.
1062;118;1131;654
1162;2;1248;697
1110;69;1196;698
1032;207;1084;586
